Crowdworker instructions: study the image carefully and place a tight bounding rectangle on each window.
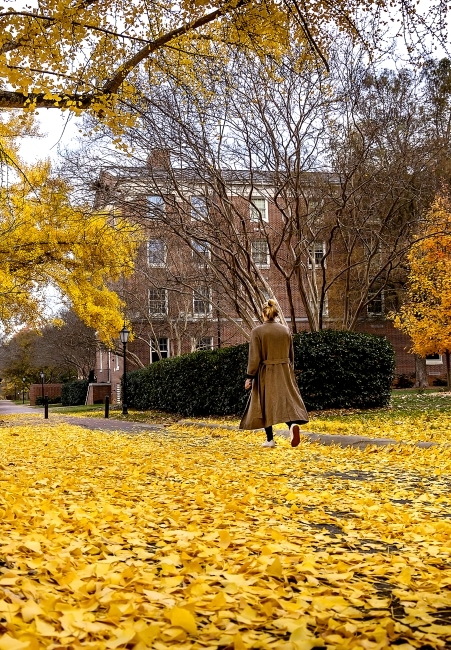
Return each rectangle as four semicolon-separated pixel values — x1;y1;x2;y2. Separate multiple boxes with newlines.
193;286;211;316
250;198;268;222
251;240;270;268
151;338;170;363
197;337;214;350
192;239;211;260
308;242;326;268
307;198;323;214
426;354;443;365
116;383;121;403
191;196;208;221
148;195;165;218
149;288;167;316
367;291;384;316
322;296;329;318
148;239;166;266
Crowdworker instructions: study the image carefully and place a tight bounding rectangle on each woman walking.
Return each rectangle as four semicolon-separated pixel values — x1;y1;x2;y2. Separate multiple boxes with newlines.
240;299;309;447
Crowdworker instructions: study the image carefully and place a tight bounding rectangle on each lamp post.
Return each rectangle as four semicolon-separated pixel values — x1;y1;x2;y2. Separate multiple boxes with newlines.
119;324;130;415
22;377;26;404
40;371;45;404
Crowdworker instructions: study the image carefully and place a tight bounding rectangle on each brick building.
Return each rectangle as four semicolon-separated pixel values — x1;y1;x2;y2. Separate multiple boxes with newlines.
95;158;445;401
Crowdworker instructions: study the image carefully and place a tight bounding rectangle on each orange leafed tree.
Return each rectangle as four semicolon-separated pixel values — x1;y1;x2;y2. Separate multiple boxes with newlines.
393;192;451;386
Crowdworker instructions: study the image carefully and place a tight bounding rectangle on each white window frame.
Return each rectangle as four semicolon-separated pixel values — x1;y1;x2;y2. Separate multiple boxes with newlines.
147;238;167;267
151;338;170;362
148;288;168;317
193;287;212;317
196;337;214;350
99;349;103;372
367;290;385;317
426;354;443;365
307;198;324;214
191;196;208;221
250;197;268;222
148;195;165;218
308;242;326;268
321;296;329;318
191;239;211;260
251;239;270;268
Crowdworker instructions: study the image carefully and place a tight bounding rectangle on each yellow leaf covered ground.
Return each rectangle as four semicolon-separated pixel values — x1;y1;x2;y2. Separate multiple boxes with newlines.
0;417;451;649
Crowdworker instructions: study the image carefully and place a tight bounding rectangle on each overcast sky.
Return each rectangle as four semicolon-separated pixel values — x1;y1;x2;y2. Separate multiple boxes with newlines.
18;109;83;163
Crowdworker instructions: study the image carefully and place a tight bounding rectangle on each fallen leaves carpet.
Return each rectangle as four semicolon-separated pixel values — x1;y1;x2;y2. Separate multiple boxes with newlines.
0;418;450;650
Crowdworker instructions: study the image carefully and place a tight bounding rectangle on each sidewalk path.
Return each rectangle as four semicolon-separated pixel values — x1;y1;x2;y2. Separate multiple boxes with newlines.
63;416;165;434
0;400;36;414
179;420;438;449
0;401;439;448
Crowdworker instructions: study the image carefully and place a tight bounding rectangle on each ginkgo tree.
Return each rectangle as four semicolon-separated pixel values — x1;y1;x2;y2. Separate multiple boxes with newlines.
0;113;141;342
394;192;451;387
0;0;447;124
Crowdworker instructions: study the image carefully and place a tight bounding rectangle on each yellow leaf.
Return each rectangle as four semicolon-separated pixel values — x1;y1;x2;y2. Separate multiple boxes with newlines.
105;629;136;649
0;636;29;650
21;601;43;623
170;607;198;635
210;592;227;609
397;567;412;585
290;624;320;650
23;541;41;554
267;557;283;578
137;625;160;645
219;529;231;549
35;619;57;637
234;632;247;650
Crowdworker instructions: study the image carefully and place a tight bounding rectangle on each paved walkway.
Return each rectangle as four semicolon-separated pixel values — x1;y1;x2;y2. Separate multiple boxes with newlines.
179;420;437;449
0;400;36;414
0;400;439;448
63;416;165;433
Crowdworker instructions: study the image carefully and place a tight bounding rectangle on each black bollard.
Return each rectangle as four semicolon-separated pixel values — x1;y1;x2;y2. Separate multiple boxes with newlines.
44;396;49;419
105;395;110;419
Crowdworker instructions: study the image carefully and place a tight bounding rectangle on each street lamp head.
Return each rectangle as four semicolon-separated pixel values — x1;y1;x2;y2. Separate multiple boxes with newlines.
120;325;130;344
22;377;26;383
40;371;44;380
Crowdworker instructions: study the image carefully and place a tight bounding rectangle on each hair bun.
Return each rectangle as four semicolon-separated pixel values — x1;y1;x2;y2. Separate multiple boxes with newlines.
267;299;275;306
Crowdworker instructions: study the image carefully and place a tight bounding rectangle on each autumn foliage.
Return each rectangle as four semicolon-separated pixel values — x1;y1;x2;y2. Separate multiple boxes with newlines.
0;416;451;649
0;0;447;125
0;114;141;341
393;193;451;360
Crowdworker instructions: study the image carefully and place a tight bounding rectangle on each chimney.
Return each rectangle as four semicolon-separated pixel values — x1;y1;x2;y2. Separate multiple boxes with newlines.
147;148;171;170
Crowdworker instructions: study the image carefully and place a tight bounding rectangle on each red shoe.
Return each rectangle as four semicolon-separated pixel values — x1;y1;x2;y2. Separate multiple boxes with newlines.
290;424;300;448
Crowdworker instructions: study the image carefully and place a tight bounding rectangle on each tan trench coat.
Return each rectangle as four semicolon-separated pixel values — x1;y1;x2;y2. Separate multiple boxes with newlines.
239;321;309;430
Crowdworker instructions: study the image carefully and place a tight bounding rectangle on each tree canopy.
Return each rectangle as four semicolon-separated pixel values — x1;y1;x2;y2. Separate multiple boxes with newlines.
0;113;141;341
0;0;447;122
393;193;451;361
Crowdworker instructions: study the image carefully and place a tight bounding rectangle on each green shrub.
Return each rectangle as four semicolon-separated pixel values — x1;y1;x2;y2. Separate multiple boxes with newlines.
126;345;249;416
293;330;394;410
125;330;394;416
61;380;89;406
36;396;61;406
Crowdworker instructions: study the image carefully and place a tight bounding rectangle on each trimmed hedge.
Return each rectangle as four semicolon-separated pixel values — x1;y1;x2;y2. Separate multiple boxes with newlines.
127;345;249;416
61;380;89;406
36;396;61;406
125;330;394;416
294;330;394;410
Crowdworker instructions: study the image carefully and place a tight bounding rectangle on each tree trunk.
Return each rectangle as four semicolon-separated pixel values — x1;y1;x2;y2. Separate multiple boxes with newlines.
446;350;451;389
414;355;428;388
